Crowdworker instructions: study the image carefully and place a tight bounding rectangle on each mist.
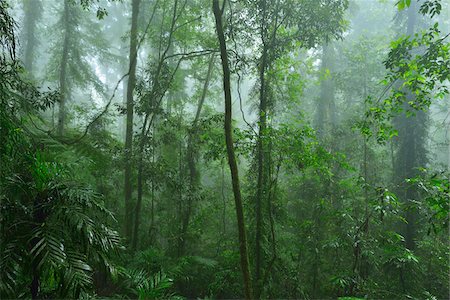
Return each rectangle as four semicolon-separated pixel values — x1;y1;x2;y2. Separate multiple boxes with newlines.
1;0;449;299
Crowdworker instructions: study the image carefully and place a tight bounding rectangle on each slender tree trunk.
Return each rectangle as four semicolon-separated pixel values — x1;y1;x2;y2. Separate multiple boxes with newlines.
254;2;279;293
122;39;129;142
57;0;70;136
149;142;156;243
124;0;140;242
310;206;323;298
255;44;268;298
22;0;41;75
177;120;184;257
133;2;180;250
361;77;370;281
178;54;215;256
213;1;253;298
133;0;180;250
132;115;148;251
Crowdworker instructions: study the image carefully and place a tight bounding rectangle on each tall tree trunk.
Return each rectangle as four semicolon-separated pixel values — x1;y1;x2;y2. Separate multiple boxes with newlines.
177;54;215;256
124;0;140;242
255;44;267;298
122;38;129;142
132;116;148;251
213;1;254;298
394;0;426;251
22;0;41;75
57;0;71;136
132;0;179;250
149;141;156;243
360;75;370;281
255;2;279;293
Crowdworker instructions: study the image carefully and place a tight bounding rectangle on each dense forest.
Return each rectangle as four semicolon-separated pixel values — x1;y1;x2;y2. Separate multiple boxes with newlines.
1;0;449;299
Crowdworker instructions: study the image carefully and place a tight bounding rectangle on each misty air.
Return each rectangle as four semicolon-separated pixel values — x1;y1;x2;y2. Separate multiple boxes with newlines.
1;0;449;299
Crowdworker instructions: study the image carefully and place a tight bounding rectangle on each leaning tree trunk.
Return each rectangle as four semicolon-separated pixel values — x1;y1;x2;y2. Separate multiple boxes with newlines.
213;1;254;299
124;0;140;242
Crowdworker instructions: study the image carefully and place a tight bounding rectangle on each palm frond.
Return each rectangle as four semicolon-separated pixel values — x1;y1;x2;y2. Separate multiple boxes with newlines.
0;241;22;297
29;227;67;270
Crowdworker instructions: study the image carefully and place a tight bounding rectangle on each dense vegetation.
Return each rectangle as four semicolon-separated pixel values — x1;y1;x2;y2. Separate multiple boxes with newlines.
1;0;449;299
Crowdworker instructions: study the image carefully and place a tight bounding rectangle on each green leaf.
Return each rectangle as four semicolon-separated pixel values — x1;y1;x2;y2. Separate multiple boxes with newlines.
397;0;411;11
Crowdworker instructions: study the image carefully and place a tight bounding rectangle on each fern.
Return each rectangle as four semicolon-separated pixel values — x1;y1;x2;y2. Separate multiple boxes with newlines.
1;157;122;298
114;268;177;300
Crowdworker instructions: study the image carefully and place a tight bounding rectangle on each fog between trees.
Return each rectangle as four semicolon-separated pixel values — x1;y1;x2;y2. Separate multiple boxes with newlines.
1;0;449;299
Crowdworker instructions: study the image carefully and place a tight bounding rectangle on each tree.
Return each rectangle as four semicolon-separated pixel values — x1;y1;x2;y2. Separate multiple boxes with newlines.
363;0;449;250
231;0;347;296
0;6;121;297
21;0;42;76
213;0;254;298
179;53;215;256
56;0;71;135
392;0;427;252
131;0;211;251
3;0;449;298
124;0;141;243
43;0;109;135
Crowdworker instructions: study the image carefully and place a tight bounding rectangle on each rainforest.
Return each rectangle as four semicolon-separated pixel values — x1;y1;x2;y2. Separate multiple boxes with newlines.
0;0;449;299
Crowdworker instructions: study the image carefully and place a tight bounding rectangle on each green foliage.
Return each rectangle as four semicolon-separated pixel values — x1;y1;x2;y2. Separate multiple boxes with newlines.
1;4;121;297
407;170;450;231
362;0;449;142
45;0;112;100
118;268;176;299
1;146;122;298
396;0;412;11
419;0;443;17
1;0;449;299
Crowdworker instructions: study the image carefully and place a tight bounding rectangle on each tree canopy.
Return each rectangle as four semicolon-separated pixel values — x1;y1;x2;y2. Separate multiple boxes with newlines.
0;0;448;299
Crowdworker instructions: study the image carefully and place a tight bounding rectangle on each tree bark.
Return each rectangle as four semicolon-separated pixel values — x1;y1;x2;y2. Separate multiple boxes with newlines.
124;0;140;242
213;1;254;299
254;2;279;294
132;115;148;251
255;44;267;298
